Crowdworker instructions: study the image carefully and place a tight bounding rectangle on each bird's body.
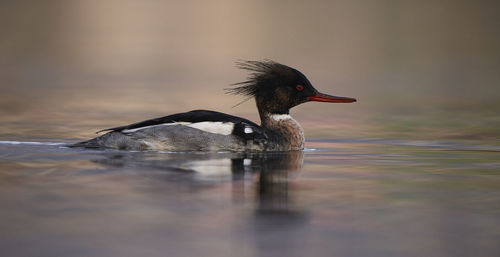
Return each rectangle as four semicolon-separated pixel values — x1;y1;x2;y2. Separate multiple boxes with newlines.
72;60;356;151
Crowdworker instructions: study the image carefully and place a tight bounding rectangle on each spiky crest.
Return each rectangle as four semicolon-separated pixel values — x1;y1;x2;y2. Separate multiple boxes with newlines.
225;59;296;98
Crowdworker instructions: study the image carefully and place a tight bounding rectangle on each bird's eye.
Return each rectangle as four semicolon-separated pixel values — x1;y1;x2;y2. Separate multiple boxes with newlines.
296;85;304;91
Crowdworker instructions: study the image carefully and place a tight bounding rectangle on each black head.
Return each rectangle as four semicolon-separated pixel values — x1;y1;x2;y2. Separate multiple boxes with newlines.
226;60;356;115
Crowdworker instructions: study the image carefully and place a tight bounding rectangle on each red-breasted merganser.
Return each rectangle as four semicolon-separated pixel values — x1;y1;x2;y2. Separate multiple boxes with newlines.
72;60;356;151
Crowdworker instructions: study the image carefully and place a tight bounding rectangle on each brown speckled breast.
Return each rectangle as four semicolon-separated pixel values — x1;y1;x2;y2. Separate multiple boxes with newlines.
262;114;305;151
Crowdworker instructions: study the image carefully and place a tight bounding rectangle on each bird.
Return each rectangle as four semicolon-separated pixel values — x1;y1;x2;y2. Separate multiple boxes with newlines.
71;60;356;151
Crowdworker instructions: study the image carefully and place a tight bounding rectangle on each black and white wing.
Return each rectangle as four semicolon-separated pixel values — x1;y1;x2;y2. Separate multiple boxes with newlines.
97;109;267;141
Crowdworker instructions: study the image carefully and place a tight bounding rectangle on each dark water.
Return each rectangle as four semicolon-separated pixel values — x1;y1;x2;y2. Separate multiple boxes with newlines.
1;139;499;257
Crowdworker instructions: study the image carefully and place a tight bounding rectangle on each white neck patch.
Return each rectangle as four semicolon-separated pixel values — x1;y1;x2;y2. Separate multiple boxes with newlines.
270;114;293;121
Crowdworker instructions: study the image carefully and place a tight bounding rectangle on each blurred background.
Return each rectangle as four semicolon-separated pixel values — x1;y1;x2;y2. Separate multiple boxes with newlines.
1;0;499;141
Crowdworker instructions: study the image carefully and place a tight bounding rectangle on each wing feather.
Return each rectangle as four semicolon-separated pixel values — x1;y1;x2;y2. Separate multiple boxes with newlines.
97;110;265;139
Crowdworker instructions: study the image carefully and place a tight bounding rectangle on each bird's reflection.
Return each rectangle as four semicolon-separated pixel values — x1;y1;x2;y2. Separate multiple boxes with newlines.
251;152;303;214
93;150;309;256
94;150;305;214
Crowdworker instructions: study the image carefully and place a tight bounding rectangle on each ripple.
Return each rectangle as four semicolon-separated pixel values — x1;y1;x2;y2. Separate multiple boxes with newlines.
0;140;66;146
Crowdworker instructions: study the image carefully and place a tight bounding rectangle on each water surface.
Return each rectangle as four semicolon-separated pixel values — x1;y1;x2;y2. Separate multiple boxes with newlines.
1;1;500;256
1;139;499;257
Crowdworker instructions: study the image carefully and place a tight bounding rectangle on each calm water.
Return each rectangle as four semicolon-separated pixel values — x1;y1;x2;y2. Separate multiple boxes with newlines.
1;139;499;257
2;1;500;256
